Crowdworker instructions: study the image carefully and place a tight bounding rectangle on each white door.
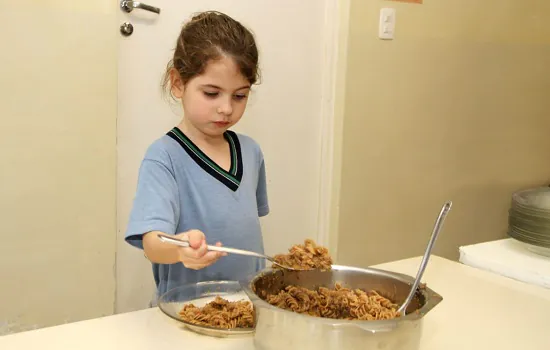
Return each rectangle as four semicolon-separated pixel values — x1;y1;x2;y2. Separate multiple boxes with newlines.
0;2;117;334
116;0;336;312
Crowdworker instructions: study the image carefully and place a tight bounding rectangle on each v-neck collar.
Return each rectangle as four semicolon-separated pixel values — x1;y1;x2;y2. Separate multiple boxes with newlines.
167;127;243;191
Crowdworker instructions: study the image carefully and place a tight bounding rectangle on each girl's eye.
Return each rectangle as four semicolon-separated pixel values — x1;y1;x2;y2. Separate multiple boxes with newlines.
204;91;219;98
234;94;247;101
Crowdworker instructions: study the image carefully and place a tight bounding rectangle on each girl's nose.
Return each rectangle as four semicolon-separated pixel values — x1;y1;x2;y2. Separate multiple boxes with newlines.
218;98;233;116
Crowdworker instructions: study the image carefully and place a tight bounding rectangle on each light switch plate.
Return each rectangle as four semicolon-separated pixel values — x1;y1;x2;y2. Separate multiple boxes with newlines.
379;8;396;40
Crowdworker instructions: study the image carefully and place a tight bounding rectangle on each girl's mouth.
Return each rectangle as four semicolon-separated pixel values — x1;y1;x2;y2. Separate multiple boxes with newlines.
214;121;230;127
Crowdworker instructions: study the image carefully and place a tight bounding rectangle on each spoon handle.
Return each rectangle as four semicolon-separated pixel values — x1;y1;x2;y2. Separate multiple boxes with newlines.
156;234;267;259
397;201;452;314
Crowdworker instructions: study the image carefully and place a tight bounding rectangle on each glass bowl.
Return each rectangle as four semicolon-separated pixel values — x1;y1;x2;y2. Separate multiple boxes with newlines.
157;280;255;338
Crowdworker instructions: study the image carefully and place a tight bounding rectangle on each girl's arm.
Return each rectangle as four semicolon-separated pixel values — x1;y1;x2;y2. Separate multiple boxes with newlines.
143;229;224;269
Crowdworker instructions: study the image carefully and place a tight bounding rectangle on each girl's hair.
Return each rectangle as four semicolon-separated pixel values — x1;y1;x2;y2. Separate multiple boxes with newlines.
162;11;260;97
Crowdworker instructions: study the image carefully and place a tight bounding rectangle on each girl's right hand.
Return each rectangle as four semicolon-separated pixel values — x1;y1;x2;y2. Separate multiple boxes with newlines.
175;229;225;270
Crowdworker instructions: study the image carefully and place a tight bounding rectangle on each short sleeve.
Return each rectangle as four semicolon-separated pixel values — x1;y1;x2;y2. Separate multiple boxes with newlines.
256;156;270;217
125;157;180;250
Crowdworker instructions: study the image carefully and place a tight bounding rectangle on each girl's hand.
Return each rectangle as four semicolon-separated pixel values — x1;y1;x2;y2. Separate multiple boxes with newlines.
175;229;226;270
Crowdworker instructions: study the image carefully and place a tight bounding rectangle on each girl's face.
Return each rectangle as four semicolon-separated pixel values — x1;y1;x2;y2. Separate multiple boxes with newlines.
171;56;251;138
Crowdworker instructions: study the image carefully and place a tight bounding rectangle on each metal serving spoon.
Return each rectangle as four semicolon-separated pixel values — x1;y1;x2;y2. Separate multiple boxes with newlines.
156;234;302;271
397;201;453;315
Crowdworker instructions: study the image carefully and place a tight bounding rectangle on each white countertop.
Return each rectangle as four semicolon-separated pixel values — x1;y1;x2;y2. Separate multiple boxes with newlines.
459;238;550;289
2;255;549;350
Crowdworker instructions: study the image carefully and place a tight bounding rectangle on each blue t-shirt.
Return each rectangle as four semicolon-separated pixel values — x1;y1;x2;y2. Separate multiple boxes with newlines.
125;127;269;301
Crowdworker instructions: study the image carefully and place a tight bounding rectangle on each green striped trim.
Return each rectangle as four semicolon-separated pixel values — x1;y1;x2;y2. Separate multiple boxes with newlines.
227;133;238;176
170;128;240;186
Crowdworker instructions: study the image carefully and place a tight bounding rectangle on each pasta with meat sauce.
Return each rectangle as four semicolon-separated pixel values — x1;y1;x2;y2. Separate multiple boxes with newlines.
178;296;254;329
177;239;399;329
263;283;401;320
273;239;333;271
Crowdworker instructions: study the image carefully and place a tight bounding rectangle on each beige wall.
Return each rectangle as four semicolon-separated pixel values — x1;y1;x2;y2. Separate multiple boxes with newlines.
336;0;550;266
0;2;117;334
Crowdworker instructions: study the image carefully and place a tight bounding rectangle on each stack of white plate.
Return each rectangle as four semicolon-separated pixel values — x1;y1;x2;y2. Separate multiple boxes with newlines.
508;186;550;257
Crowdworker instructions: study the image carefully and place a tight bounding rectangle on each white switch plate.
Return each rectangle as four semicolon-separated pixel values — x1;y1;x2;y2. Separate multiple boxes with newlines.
379;8;396;40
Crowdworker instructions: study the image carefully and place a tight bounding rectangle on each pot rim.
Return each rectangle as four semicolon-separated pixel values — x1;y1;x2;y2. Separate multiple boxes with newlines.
239;264;443;332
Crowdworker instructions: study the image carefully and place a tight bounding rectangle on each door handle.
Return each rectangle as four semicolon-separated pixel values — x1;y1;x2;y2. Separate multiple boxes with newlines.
120;1;160;14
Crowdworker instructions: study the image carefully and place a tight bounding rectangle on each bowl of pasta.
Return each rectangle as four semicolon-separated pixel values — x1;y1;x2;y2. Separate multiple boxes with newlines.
238;240;443;350
157;280;255;338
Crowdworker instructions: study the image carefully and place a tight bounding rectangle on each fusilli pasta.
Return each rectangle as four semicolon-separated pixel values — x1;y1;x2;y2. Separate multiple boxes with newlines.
178;296;254;329
264;283;401;320
273;239;333;271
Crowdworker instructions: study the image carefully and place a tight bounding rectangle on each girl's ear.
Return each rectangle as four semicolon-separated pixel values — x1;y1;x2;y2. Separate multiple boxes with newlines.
169;68;184;99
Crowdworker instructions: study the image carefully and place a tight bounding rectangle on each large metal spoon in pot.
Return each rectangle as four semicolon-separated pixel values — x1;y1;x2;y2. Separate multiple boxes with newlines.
397;201;453;315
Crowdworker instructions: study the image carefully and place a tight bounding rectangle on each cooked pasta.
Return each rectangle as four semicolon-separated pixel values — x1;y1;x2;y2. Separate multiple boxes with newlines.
178;296;254;329
264;283;401;320
273;239;333;270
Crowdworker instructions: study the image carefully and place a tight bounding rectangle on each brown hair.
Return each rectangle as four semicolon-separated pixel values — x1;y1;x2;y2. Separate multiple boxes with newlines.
162;11;260;98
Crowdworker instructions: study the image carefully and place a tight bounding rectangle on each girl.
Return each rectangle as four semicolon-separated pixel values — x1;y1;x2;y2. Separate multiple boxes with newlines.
124;11;269;304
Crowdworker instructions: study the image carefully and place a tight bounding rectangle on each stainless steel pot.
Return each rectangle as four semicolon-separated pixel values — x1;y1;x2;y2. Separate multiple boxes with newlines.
240;264;443;350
